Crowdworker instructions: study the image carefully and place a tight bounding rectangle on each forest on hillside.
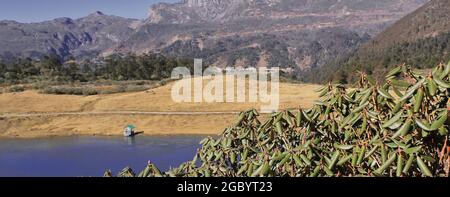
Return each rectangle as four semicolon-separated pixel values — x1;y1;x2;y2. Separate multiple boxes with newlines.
299;31;450;84
0;54;193;85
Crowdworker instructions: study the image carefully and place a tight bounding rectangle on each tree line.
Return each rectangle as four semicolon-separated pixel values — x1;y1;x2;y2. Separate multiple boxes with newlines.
0;53;194;84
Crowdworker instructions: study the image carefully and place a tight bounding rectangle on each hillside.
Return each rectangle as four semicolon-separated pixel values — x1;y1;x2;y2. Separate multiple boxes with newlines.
0;0;428;76
365;0;450;51
315;0;450;83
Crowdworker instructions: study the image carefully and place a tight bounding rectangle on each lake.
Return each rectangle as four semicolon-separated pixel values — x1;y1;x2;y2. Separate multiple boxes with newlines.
0;136;206;177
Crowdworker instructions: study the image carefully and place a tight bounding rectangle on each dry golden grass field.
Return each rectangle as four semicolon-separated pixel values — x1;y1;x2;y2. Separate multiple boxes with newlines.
0;79;320;138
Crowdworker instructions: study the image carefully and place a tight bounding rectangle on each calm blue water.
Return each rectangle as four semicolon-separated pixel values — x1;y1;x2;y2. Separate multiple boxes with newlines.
0;136;205;177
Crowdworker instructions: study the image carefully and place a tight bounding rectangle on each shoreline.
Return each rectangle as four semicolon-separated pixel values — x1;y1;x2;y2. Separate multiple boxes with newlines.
0;82;319;139
0;129;222;139
0;113;239;139
0;133;214;140
0;111;271;139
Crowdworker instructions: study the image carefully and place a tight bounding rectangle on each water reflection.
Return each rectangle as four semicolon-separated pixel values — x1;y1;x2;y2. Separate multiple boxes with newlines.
123;136;136;146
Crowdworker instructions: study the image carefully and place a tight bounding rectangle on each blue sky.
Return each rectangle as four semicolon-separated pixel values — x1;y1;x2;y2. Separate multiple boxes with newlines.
0;0;178;22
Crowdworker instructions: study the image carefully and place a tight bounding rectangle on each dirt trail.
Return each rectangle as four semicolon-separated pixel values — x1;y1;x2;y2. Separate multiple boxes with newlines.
79;98;102;112
0;111;243;118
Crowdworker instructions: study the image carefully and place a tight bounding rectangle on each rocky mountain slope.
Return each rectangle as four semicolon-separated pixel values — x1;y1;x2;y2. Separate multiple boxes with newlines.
120;0;429;72
314;0;450;83
0;11;138;62
0;0;429;74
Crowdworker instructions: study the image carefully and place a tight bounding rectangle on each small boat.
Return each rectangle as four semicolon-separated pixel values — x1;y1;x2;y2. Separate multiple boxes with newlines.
123;124;136;137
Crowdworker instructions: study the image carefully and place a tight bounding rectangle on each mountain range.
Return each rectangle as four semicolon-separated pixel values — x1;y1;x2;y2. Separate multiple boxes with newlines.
0;0;430;76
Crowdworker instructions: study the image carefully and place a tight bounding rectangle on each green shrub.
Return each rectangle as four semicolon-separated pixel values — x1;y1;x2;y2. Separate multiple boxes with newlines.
42;86;98;96
81;87;98;96
98;85;150;94
8;85;25;92
123;85;150;93
135;81;146;86
31;81;62;90
108;63;450;177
